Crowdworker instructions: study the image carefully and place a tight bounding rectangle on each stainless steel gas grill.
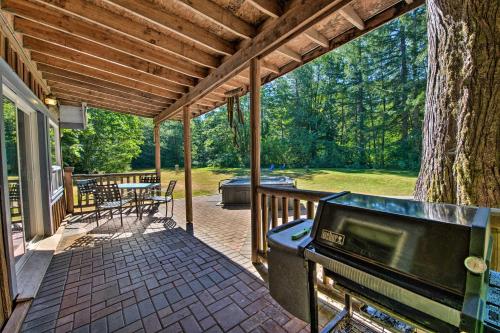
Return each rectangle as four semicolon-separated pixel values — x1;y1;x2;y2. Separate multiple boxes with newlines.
267;192;500;333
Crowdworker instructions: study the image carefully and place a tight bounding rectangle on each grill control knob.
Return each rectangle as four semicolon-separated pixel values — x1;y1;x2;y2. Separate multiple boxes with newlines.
464;256;487;275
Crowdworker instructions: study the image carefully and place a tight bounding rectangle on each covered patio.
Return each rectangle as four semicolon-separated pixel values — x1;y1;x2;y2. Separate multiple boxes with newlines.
0;0;498;332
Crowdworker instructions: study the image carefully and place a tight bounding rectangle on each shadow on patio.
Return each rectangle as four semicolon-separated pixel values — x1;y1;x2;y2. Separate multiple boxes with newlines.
20;196;309;333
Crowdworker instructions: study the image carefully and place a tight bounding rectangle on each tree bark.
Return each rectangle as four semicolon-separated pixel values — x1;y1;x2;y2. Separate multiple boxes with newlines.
415;0;500;207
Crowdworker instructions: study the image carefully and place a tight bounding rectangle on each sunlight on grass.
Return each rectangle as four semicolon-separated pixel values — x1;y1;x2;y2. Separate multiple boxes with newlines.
149;167;417;199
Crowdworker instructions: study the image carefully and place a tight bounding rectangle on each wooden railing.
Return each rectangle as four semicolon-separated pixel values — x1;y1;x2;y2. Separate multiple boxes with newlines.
64;167;157;213
256;185;333;259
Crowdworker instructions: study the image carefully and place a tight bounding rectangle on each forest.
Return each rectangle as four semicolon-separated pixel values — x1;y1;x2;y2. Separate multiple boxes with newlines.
62;7;427;174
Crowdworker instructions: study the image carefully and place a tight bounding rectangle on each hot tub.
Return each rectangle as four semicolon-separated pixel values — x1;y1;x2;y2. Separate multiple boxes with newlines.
219;176;296;206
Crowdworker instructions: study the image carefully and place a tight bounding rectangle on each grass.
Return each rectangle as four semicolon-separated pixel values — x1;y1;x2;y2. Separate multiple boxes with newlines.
151;167;418;199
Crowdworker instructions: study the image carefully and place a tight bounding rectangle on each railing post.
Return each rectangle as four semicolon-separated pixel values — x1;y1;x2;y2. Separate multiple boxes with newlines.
271;195;278;228
64;166;74;213
250;57;261;263
261;193;268;253
294;199;300;220
282;197;288;224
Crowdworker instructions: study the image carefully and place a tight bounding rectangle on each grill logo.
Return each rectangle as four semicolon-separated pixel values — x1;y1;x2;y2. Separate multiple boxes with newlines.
320;229;345;246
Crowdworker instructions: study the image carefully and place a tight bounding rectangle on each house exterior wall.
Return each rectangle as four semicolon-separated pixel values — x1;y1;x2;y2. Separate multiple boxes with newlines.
0;15;65;328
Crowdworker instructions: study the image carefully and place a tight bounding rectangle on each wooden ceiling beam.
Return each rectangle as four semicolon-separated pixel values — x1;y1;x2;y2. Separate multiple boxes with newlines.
45;78;168;108
338;4;365;30
23;36;192;92
15;20;198;87
29;0;219;68
304;28;329;48
245;0;282;18
60;99;156;118
106;0;235;56
32;53;182;100
276;45;302;62
155;0;355;122
2;0;208;78
53;89;163;114
174;0;256;39
39;65;174;104
50;85;165;111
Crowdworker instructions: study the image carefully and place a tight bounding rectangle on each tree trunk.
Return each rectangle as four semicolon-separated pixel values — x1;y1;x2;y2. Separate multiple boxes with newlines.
415;0;500;207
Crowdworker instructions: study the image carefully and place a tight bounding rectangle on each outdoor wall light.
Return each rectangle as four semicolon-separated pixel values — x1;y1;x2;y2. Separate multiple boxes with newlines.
44;95;57;106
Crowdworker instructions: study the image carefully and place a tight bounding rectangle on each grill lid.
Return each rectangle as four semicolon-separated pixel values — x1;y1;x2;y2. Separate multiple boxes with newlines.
310;193;490;300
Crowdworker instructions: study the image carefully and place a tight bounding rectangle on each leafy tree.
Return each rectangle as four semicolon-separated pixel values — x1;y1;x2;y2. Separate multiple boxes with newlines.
62;108;144;173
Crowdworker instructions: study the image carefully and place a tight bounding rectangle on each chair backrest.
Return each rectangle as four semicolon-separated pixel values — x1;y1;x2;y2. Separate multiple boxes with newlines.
95;184;121;204
77;179;97;195
165;180;176;196
140;175;161;183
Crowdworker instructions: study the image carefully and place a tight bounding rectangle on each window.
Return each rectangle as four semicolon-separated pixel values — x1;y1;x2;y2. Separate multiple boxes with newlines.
49;121;63;197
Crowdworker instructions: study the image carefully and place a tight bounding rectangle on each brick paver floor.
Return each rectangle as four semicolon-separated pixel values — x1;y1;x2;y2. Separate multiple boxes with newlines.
20;195;310;333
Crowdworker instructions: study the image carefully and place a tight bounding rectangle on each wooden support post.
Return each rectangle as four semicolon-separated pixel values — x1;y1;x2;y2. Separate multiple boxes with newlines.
282;197;288;223
250;57;261;263
271;196;278;228
154;124;161;178
64;167;74;213
261;193;268;252
183;107;193;223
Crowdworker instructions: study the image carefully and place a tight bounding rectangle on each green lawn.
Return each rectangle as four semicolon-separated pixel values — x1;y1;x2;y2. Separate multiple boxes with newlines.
153;167;417;199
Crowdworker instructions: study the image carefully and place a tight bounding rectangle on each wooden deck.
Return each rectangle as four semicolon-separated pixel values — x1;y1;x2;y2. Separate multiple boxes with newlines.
20;195;309;333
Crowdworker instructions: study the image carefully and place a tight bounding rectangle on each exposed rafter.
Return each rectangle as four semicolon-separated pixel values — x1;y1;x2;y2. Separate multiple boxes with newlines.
49;81;165;109
246;0;282;18
338;4;365;30
174;0;256;39
276;45;302;62
304;28;329;48
15;19;199;87
106;0;235;56
32;53;182;100
155;0;355;122
60;98;155;118
3;0;209;78
53;89;164;114
31;0;219;68
23;36;194;91
39;65;175;104
45;77;168;108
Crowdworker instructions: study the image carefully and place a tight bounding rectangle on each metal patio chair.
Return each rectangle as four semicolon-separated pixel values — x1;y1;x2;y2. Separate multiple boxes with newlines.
94;184;132;226
76;179;97;213
144;180;176;219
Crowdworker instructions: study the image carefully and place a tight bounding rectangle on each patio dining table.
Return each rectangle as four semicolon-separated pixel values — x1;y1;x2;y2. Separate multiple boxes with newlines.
118;182;159;220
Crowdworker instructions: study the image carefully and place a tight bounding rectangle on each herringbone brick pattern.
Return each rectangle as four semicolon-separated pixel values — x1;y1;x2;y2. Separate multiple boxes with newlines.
21;195;309;333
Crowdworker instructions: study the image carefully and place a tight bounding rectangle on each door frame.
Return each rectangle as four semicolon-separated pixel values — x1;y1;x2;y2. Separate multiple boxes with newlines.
0;58;50;317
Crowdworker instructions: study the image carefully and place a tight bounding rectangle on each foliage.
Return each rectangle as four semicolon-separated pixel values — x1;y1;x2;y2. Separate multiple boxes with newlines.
132;8;427;171
3;97;19;176
61;108;144;173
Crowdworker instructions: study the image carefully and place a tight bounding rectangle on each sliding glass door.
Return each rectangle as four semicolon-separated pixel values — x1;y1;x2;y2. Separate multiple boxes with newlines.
1;84;40;272
3;96;30;263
